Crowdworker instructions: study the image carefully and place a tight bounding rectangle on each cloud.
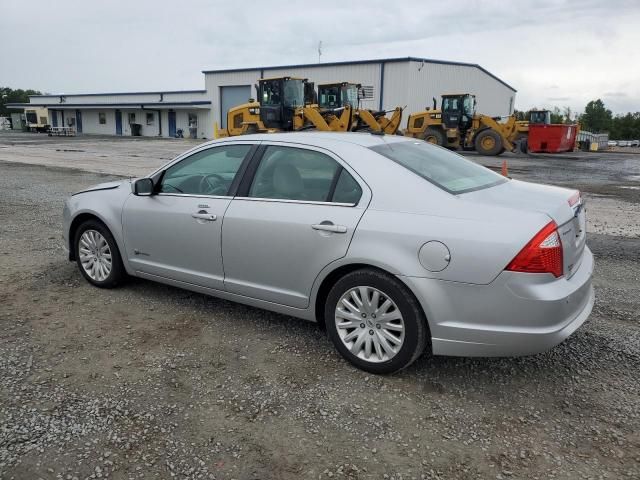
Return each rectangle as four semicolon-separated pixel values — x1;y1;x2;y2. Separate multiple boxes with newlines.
604;92;629;98
2;0;639;114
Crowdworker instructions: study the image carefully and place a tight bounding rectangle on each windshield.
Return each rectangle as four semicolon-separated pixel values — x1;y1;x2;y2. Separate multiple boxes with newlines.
319;85;340;108
370;141;507;194
530;111;550;124
283;79;304;107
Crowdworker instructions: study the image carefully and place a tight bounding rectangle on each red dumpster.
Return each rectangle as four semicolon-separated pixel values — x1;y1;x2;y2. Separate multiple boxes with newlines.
527;124;578;153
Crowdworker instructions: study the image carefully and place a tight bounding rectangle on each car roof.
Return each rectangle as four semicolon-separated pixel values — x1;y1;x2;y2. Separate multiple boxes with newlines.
208;131;413;149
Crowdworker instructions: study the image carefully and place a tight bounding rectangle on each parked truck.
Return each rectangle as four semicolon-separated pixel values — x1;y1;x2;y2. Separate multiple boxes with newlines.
24;107;50;132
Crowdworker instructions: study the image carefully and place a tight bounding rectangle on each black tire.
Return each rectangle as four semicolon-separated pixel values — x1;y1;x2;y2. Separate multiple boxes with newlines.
325;269;429;374
519;137;528;154
474;129;503;156
422;127;445;146
74;219;126;288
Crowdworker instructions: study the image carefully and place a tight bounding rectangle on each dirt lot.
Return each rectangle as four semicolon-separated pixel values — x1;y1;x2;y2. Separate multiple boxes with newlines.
1;132;639;479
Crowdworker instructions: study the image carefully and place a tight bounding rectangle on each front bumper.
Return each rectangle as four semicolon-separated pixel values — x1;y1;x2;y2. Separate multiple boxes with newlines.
400;246;595;357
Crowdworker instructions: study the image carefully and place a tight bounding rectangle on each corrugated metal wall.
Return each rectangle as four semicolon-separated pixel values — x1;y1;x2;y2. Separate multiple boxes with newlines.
403;60;515;117
203;64;383;137
204;60;515;137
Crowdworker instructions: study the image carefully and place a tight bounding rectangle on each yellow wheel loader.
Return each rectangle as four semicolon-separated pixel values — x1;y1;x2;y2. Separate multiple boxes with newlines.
404;94;529;156
317;82;403;134
214;77;353;138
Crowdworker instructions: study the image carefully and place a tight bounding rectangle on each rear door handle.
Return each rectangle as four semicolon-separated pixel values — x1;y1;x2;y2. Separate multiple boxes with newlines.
191;212;217;221
311;223;347;234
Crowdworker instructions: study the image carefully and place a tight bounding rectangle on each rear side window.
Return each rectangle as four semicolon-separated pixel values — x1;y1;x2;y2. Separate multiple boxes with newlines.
249;146;339;201
370;141;506;194
332;169;362;204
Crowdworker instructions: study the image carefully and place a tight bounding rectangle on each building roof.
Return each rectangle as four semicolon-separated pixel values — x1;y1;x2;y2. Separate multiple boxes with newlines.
27;89;207;98
5;101;211;109
202;56;516;92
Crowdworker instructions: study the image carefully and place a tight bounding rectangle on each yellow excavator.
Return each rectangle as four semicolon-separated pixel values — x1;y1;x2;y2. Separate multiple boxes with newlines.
214;76;353;138
317;82;403;134
404;93;529;155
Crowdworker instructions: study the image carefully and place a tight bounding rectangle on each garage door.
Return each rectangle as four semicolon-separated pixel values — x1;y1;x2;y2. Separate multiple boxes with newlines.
220;85;252;128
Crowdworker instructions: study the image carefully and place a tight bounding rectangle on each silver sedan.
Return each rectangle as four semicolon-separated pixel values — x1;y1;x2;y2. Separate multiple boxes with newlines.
63;132;594;373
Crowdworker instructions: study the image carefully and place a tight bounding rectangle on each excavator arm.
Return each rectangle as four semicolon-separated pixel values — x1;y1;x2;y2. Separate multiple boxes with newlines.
376;107;403;134
354;107;403;134
300;105;352;132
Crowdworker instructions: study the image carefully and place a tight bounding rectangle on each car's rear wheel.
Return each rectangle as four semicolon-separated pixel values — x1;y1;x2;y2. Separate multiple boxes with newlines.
74;220;125;288
325;269;429;374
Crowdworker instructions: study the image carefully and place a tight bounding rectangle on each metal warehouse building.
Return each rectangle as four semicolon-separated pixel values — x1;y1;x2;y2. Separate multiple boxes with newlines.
9;57;516;139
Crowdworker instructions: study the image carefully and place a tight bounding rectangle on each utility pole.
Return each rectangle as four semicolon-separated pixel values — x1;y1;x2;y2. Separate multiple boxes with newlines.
318;41;322;63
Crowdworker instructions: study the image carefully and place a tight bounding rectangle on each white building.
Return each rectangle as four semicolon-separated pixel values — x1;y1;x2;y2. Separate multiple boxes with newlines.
8;57;516;139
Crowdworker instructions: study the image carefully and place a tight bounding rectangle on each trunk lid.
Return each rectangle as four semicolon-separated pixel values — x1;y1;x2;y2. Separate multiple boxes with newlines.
460;179;586;278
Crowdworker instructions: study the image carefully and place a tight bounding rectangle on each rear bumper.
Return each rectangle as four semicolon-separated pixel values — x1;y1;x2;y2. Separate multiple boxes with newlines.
400;247;595;357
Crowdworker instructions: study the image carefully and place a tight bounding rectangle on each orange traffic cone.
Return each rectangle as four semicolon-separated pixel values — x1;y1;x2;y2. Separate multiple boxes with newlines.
501;160;509;177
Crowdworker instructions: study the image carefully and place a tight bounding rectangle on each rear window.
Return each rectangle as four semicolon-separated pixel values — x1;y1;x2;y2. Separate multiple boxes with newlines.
370;141;506;194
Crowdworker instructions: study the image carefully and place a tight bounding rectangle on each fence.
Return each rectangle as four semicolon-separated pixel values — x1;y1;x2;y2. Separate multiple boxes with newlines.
576;130;608;151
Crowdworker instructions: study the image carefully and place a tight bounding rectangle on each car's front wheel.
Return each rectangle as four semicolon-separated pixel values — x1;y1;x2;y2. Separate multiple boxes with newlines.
325;269;429;374
74;220;125;288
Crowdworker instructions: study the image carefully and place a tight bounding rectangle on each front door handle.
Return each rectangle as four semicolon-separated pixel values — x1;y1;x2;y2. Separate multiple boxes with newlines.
311;223;347;234
191;212;217;221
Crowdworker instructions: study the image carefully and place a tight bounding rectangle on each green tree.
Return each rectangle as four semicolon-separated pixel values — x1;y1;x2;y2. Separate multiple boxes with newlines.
513;109;527;121
0;87;42;117
580;99;612;133
550;107;564;124
609;112;640;140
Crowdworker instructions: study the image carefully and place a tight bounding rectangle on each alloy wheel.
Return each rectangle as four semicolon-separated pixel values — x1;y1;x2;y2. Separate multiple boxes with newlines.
78;229;112;282
334;286;405;363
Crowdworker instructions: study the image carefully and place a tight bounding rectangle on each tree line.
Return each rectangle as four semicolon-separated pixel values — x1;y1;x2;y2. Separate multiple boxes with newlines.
0;87;42;117
515;99;639;140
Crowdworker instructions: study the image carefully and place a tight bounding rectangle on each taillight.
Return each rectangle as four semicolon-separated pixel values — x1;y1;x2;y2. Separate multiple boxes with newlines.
506;221;563;277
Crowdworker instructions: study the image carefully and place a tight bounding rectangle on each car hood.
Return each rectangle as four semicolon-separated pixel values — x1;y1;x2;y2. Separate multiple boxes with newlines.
459;179;577;226
72;179;129;196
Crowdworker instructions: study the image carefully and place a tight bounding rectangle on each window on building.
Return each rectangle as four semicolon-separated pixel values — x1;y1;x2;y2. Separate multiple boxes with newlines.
188;113;198;128
128;113;136;124
146;112;154;125
99;112;106;125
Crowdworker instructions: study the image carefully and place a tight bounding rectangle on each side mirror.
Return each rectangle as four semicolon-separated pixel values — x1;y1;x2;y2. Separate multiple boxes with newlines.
133;178;154;196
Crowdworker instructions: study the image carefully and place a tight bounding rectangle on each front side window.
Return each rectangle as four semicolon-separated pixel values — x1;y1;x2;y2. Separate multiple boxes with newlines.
99;112;106;124
249;146;340;202
146;113;154;125
462;96;474;116
342;86;359;109
370;141;506;194
160;144;251;196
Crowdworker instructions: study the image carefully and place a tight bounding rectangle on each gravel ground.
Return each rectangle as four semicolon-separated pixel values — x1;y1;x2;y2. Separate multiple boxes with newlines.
1;133;639;479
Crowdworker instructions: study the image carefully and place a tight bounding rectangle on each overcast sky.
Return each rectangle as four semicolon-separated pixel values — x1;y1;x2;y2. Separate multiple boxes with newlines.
2;0;639;115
